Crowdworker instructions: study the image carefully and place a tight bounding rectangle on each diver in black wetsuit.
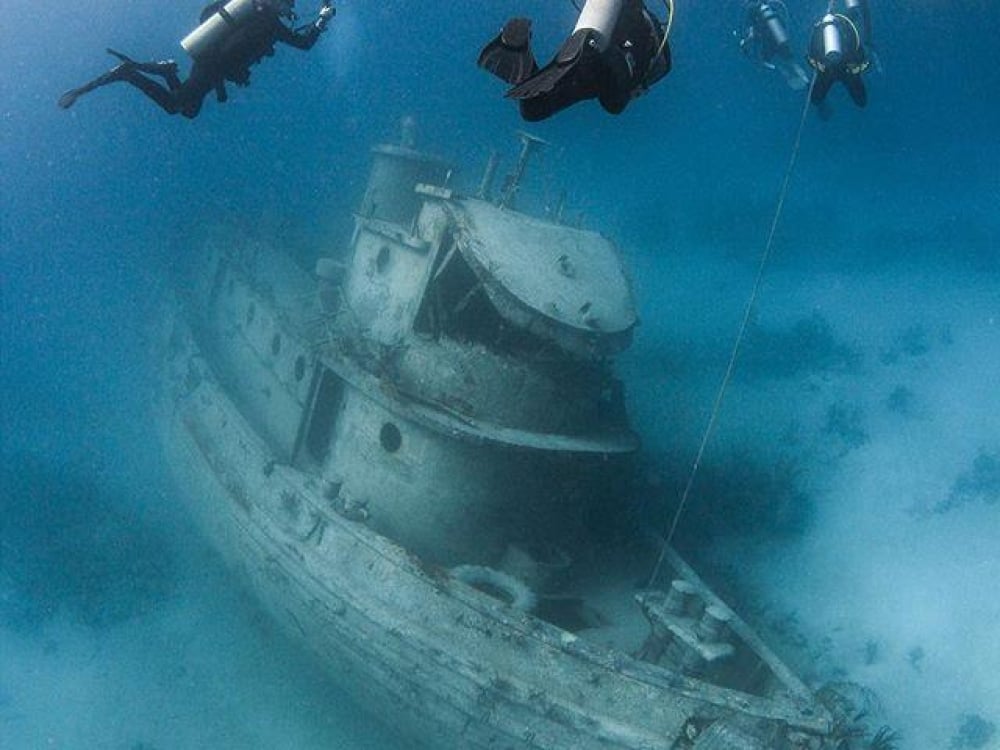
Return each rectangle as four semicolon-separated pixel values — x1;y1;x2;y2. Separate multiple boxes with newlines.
477;0;672;122
737;1;809;91
806;0;872;109
58;0;334;118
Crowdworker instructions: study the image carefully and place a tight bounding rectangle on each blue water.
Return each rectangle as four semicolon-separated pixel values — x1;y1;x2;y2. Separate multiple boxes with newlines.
2;1;998;747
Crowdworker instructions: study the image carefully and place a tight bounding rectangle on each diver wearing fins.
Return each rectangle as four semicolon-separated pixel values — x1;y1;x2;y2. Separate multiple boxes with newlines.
737;1;809;91
477;0;672;122
806;0;872;110
58;0;334;118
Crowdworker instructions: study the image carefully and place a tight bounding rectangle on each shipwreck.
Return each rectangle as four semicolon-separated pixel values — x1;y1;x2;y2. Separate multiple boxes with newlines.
158;125;841;748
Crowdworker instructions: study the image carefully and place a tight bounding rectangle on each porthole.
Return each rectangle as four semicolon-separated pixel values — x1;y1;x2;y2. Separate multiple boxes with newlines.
294;354;306;382
271;332;282;356
375;245;391;274
246;302;256;325
379;422;402;453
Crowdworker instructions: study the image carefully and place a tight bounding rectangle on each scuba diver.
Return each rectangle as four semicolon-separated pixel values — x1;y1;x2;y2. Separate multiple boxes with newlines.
736;1;809;91
58;0;335;118
477;0;673;122
806;0;872;110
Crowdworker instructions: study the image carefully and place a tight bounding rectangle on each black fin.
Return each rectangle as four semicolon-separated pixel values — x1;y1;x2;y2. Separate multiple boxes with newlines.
57;89;82;109
56;63;134;110
478;18;537;85
106;48;136;64
505;28;594;101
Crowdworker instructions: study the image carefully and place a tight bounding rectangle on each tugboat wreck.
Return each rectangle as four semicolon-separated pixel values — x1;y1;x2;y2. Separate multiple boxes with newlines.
158;126;839;748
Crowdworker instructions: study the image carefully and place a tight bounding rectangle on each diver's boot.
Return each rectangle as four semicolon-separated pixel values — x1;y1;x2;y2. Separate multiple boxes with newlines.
478;18;537;85
134;59;179;77
140;61;180;78
107;48;178;79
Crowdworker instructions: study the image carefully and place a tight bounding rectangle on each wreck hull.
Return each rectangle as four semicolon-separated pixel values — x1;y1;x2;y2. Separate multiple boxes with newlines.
155;134;839;748
161;376;677;749
159;314;829;750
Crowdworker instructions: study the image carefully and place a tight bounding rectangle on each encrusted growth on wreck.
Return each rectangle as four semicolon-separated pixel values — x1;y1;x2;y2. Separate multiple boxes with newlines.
206;129;645;567
158;124;841;749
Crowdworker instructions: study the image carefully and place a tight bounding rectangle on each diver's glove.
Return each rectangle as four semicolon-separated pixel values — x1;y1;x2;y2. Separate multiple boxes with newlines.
316;3;335;31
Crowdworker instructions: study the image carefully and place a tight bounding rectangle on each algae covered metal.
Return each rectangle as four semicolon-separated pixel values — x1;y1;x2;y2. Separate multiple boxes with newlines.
158;127;839;748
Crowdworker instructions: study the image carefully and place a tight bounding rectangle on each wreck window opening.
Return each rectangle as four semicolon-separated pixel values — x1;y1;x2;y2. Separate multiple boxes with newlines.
413;231;455;339
414;244;551;355
379;422;402;453
294;355;306;382
375;245;391;274
415;249;561;361
246;302;256;326
298;368;344;466
271;333;282;357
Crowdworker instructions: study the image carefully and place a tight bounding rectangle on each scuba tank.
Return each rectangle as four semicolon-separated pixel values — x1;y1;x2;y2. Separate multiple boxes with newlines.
818;14;843;64
759;3;790;49
181;0;259;59
844;0;872;44
573;0;625;52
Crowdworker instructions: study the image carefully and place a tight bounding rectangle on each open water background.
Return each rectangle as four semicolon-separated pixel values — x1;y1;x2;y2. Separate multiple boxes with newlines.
2;1;998;747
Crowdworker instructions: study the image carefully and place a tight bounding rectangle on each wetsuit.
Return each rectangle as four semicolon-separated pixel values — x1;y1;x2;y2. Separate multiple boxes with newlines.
742;2;791;65
739;1;810;91
58;1;327;118
807;14;870;107
480;0;670;122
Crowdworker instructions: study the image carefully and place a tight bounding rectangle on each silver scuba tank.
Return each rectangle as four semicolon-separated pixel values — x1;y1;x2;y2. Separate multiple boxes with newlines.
819;14;843;64
180;0;258;59
760;3;789;48
573;0;625;52
844;0;871;44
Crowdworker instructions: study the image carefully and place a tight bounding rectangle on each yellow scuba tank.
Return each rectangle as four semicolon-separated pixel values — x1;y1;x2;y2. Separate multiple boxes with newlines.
180;0;259;59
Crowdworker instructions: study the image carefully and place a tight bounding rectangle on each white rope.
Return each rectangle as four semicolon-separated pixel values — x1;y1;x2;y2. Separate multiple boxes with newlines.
646;65;820;588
